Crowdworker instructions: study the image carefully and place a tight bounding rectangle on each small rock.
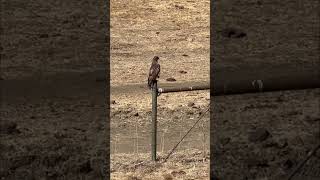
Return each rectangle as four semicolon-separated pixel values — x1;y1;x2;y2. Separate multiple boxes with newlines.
171;170;186;177
134;112;139;116
248;128;270;143
39;33;49;38
179;70;187;74
72;127;86;132
127;176;141;180
111;100;116;104
188;102;195;107
187;111;194;115
257;1;262;5
262;139;278;148
156;32;160;34
182;54;189;57
166;78;176;82
221;27;246;38
174;5;184;9
163;173;173;180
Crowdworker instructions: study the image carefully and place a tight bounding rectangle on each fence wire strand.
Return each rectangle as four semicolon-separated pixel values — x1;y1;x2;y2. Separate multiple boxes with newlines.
162;103;211;162
287;142;320;180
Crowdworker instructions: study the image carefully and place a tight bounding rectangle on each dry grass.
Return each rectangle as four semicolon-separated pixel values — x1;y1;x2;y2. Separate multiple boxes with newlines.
111;0;210;86
111;150;209;180
111;89;209;111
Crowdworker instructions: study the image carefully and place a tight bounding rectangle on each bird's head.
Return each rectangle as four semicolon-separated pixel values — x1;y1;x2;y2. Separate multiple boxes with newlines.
153;56;159;62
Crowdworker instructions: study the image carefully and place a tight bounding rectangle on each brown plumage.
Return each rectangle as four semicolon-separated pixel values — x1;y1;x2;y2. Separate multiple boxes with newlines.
148;56;160;89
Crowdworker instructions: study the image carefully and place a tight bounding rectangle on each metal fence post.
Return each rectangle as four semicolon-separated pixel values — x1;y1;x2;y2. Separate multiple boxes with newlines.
151;80;158;161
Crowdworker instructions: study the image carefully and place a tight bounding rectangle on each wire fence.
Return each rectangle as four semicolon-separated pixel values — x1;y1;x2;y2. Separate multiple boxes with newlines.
110;106;210;156
111;84;210;160
288;143;320;180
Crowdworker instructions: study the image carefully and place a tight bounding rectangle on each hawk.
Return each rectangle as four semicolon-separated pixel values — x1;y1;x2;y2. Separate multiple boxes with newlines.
147;56;160;89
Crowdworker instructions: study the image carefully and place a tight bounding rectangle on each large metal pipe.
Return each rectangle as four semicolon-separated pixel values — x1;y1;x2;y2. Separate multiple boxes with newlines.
158;84;210;93
156;65;319;95
211;65;319;96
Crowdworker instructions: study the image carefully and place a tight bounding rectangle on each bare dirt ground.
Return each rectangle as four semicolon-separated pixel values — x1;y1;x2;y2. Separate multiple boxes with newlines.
1;75;108;179
1;0;108;179
211;89;320;180
111;0;210;86
1;0;107;80
212;0;319;70
211;0;319;179
110;0;210;179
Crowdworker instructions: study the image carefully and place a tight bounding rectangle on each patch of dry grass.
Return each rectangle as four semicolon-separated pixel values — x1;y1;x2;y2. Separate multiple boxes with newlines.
111;150;209;180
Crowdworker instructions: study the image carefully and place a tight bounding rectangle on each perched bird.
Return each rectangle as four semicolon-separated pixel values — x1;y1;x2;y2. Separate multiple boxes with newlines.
148;56;161;89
